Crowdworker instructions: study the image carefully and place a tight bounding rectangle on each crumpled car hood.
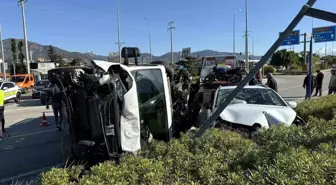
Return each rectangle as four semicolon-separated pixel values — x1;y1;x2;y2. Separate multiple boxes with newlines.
218;104;297;128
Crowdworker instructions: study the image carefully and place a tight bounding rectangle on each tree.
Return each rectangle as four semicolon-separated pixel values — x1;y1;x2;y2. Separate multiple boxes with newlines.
48;45;59;64
17;41;27;74
57;54;66;67
270;49;300;69
69;58;82;66
48;45;66;67
10;39;17;75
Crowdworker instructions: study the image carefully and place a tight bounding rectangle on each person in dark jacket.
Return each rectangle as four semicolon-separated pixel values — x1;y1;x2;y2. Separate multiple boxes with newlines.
46;83;66;131
265;73;278;92
303;73;317;100
314;70;324;97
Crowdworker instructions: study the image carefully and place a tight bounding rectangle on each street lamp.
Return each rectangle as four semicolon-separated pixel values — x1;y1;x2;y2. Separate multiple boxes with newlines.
244;0;249;72
233;9;242;56
144;17;152;62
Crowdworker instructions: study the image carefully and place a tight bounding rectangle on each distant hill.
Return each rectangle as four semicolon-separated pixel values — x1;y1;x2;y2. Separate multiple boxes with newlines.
1;39;262;63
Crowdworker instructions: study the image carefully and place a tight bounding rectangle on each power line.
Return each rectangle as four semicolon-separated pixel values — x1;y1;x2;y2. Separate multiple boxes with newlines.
167;21;175;65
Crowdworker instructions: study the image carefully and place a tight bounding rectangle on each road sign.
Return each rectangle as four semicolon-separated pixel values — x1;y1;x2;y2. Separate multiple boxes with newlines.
280;30;300;46
312;25;336;43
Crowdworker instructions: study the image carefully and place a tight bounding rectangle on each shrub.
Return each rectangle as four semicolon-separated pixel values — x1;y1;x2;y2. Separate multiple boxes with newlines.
263;65;275;74
41;97;336;185
289;64;301;71
296;94;336;121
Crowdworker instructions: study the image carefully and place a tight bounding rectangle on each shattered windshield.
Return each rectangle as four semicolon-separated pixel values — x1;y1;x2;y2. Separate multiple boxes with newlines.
215;88;287;107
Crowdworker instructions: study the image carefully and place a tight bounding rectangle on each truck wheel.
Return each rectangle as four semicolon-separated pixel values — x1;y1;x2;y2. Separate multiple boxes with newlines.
41;99;46;105
14;93;21;103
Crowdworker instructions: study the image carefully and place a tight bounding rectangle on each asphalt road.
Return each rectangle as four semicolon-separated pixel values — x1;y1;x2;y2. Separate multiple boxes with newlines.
0;94;63;185
0;71;333;184
274;70;332;101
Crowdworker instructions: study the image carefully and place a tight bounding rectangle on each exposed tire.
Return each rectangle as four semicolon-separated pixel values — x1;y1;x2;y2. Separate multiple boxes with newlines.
250;124;261;138
14;93;21;103
40;99;46;105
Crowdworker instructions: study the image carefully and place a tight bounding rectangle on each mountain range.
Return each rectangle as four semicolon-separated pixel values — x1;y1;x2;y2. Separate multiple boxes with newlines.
1;39;262;63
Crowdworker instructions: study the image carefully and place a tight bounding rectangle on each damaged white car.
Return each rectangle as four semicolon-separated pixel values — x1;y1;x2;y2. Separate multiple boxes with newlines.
198;85;306;134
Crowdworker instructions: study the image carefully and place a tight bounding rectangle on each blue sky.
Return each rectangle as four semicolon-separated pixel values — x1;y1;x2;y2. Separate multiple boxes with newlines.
0;0;335;56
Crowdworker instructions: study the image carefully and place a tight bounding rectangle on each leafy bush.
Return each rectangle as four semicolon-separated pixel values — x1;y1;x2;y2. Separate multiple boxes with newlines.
41;96;336;185
289;63;301;71
296;95;336;121
263;65;275;74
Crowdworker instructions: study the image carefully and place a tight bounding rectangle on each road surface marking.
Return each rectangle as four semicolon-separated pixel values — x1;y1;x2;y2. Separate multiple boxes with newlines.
5;106;44;113
0;163;63;184
3;129;58;140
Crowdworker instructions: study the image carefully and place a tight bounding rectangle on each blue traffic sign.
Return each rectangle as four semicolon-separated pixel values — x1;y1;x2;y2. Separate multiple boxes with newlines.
280;30;300;46
312;25;336;43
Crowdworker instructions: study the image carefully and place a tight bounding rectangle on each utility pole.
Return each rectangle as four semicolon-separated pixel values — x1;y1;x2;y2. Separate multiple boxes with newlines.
244;0;249;72
325;42;327;57
115;0;124;63
0;25;5;80
307;35;313;99
303;33;307;64
18;0;30;74
168;21;175;65
144;17;152;62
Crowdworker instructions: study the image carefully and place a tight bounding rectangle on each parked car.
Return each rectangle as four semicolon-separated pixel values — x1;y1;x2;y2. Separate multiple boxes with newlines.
196;85;306;135
32;80;50;99
10;74;35;94
0;81;21;103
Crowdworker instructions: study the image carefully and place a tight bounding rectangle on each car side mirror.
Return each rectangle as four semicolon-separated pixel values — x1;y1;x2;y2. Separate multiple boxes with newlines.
287;101;297;109
2;87;8;90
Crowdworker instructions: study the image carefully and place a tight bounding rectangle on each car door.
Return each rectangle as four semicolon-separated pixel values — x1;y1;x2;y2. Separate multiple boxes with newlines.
131;66;173;142
2;83;11;101
6;82;17;99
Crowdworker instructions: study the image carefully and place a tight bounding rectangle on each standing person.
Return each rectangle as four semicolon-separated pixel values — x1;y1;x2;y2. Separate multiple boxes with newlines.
265;73;278;92
328;69;336;94
256;70;262;84
303;73;317;99
46;83;66;131
314;70;324;97
0;89;5;139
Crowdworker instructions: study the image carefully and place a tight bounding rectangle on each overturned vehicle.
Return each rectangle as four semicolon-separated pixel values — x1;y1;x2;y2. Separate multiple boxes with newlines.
48;47;195;164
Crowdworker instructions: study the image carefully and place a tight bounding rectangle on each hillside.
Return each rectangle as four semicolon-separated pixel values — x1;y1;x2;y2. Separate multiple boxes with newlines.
1;39;262;62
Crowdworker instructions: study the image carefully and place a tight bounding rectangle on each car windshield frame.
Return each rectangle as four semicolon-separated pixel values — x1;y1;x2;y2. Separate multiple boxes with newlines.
215;87;287;108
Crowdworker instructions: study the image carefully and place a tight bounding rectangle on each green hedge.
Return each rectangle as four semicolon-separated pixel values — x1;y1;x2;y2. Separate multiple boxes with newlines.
38;95;336;185
263;65;275;74
296;95;336;121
